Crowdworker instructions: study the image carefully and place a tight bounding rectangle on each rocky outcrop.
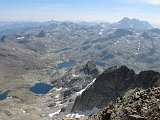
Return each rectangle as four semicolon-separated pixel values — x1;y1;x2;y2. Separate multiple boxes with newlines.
0;35;16;42
88;87;160;120
81;61;99;77
135;70;160;88
0;35;6;42
38;30;47;37
72;66;160;112
142;32;152;39
52;61;102;100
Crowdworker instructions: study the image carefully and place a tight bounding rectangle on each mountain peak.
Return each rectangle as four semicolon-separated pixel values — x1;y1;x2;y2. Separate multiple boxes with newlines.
72;66;160;112
38;30;47;38
116;17;153;30
121;17;131;21
120;17;144;23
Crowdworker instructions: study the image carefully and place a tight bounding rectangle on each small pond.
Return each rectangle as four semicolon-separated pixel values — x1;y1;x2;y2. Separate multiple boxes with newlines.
0;90;10;100
57;60;76;69
30;83;53;94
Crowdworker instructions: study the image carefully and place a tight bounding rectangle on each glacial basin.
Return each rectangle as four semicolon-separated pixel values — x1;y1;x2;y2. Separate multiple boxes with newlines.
30;83;53;94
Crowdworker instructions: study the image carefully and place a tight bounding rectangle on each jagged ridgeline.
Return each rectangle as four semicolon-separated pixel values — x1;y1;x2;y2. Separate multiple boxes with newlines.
67;66;160;120
72;66;160;112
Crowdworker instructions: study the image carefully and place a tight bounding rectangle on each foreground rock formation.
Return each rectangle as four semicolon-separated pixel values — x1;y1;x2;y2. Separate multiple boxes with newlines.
72;66;160;112
88;87;160;120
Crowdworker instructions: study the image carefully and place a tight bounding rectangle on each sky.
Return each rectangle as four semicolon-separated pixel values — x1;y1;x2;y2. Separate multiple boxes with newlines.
0;0;160;26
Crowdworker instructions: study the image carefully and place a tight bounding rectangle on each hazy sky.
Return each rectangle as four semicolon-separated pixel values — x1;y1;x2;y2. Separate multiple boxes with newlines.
0;0;160;25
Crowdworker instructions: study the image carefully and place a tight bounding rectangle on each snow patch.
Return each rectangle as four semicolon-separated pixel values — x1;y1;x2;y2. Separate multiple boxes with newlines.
138;42;141;50
55;101;63;107
114;40;120;45
66;107;99;118
17;37;25;40
20;109;25;114
99;32;103;35
76;78;96;95
136;33;140;36
99;26;105;35
49;109;61;117
66;113;85;118
54;87;62;91
126;40;130;43
55;94;60;99
7;96;13;99
72;74;78;77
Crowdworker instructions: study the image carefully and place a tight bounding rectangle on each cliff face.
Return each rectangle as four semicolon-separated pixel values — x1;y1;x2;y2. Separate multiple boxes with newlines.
135;70;160;88
72;66;160;112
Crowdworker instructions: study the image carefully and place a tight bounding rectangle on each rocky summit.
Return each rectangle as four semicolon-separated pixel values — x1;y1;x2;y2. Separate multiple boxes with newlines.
88;87;160;120
72;66;160;112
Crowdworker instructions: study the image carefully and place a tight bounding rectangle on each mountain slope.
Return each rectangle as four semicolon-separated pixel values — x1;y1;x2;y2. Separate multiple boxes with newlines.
72;66;160;112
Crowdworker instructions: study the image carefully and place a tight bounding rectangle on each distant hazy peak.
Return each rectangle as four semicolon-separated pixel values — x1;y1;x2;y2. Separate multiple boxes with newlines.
115;17;153;30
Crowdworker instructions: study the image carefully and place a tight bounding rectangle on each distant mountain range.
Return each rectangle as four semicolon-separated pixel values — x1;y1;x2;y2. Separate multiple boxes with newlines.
0;17;154;34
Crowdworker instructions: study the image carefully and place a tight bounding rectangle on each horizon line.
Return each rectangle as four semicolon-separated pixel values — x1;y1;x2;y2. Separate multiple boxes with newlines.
0;17;160;28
